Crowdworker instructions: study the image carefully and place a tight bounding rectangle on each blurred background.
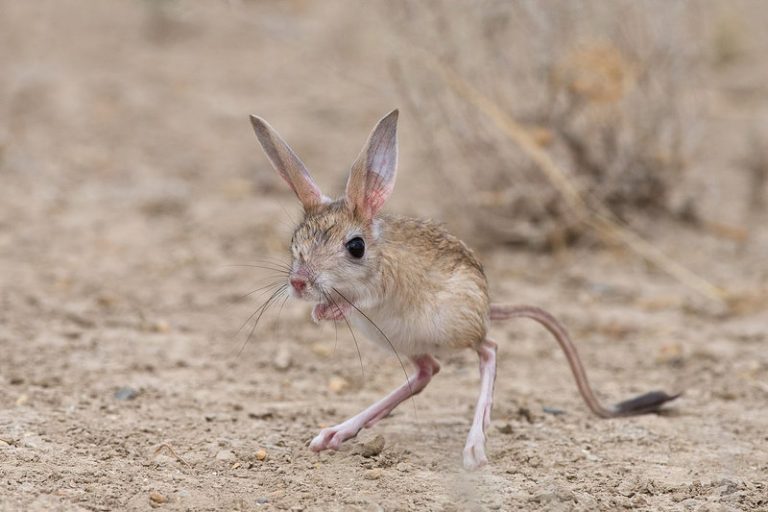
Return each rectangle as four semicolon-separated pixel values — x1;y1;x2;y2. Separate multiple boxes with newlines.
1;1;767;510
2;1;767;287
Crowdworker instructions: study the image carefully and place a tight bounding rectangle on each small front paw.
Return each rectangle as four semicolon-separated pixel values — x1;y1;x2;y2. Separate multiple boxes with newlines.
311;303;349;323
309;428;336;451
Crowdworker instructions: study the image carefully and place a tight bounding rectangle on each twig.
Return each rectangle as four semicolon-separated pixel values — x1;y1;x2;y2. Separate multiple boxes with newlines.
153;443;190;467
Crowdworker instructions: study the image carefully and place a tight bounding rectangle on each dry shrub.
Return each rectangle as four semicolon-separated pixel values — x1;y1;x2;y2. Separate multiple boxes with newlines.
387;1;706;249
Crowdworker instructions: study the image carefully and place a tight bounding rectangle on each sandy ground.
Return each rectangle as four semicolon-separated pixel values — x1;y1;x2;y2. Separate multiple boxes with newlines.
1;2;767;511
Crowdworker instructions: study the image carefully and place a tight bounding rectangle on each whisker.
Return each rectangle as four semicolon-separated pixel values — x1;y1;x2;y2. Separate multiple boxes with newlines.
234;282;285;337
236;280;287;302
239;284;288;355
238;284;288;355
332;301;339;356
323;291;365;378
241;256;292;267
223;264;290;273
254;257;293;272
272;294;290;339
331;287;413;403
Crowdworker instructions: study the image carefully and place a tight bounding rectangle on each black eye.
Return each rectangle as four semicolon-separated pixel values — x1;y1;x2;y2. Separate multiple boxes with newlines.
345;237;365;258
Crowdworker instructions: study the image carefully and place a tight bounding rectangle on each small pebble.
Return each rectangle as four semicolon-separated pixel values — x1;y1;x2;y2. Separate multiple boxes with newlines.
328;376;348;393
96;294;117;308
656;342;684;366
215;449;236;462
360;435;385;458
256;496;269;504
149;319;171;333
248;410;274;420
114;387;139;401
364;468;383;480
255;449;268;461
311;342;333;358
542;406;565;416
517;406;534;423
149;491;168;507
65;311;95;328
496;423;513;434
273;348;292;371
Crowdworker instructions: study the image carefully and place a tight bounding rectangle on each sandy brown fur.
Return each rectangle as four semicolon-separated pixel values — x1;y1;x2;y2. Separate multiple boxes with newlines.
377;213;490;350
291;200;489;355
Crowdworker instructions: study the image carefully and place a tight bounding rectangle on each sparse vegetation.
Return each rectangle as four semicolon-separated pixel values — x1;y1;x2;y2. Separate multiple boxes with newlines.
388;1;706;248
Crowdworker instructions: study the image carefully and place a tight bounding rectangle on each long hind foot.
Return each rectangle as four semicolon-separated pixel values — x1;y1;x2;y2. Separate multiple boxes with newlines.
463;338;497;470
463;427;489;469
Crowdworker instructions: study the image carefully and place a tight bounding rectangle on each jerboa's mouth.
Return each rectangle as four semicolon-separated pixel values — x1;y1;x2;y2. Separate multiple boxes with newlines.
311;301;352;322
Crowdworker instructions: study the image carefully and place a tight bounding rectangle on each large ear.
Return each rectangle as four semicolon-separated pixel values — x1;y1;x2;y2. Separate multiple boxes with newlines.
250;115;325;210
345;109;399;219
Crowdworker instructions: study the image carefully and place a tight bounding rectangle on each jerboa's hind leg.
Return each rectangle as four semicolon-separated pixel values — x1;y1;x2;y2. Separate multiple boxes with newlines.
463;338;497;469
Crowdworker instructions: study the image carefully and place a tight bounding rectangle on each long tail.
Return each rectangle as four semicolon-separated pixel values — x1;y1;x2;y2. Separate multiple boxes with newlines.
490;304;680;418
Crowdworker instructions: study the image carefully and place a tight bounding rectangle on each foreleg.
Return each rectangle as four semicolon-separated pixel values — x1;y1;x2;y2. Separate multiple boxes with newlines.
309;354;440;451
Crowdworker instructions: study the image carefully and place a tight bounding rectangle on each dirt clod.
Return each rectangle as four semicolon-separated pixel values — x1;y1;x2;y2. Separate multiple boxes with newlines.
311;342;333;358
328;376;349;393
147;319;171;333
273;347;292;371
359;435;385;458
149;491;168;507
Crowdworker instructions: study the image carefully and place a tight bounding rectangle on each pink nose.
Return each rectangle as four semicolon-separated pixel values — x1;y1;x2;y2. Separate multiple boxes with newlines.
290;277;307;293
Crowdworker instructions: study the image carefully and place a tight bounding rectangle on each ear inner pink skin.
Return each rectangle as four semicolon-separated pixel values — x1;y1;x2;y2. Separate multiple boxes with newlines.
250;115;325;210
361;184;394;219
346;109;398;219
308;355;440;452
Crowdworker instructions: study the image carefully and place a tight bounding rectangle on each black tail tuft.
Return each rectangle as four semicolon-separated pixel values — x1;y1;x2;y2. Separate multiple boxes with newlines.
612;390;681;416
